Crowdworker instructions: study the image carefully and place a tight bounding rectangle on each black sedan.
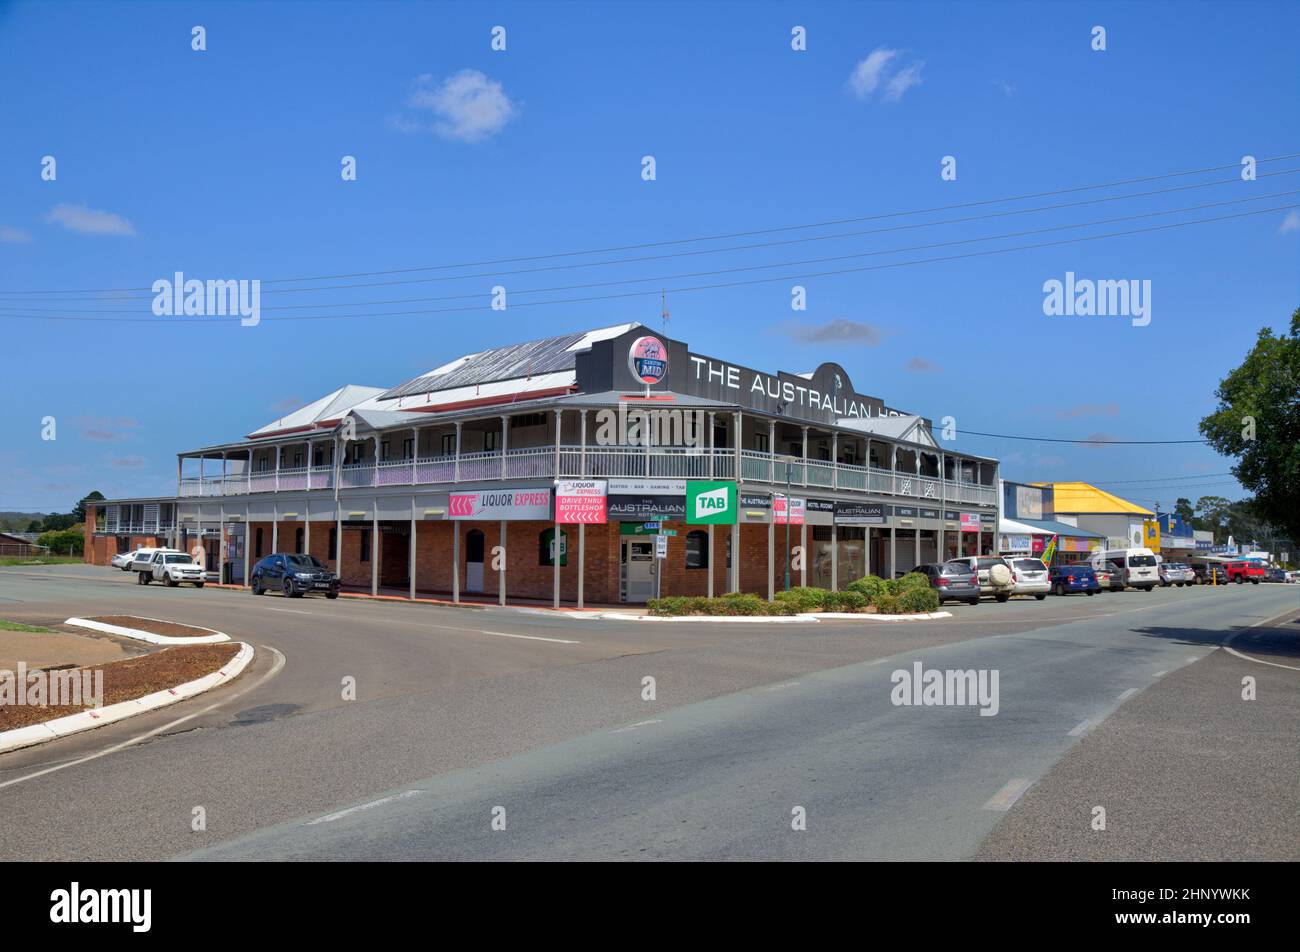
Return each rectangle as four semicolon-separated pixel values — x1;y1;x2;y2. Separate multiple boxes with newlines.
251;553;340;598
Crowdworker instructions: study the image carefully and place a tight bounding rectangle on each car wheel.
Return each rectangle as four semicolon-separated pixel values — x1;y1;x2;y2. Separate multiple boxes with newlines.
1085;590;1095;596
141;574;151;585
166;576;178;587
1034;593;1046;600
1251;579;1259;585
252;578;263;596
282;579;293;598
326;591;339;600
195;582;204;588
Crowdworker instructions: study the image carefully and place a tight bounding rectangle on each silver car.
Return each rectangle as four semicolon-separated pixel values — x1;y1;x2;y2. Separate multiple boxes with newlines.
1004;557;1050;600
1159;562;1195;587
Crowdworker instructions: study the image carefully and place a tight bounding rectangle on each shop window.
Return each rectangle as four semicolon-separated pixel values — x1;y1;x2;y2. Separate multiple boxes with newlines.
685;530;708;569
255;527;264;558
295;528;304;554
360;529;370;563
329;528;337;559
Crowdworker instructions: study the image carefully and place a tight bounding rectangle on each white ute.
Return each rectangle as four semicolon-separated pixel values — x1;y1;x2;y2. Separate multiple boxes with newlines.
133;549;206;587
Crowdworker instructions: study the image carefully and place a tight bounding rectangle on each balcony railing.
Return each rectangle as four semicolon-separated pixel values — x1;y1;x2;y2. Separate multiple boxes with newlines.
177;445;998;507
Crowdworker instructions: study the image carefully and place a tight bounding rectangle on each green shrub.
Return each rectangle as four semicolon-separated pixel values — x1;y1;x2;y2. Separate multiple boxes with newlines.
825;590;869;613
873;592;902;615
898;586;941;614
720;593;768;615
775;586;829;612
896;572;931;593
847;575;888;603
647;596;691;615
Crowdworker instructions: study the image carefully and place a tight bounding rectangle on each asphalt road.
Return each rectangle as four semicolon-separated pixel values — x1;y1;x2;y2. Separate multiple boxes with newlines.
0;564;1294;861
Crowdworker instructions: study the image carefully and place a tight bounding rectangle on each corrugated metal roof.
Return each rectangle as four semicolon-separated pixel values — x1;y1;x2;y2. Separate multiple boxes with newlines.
379;323;639;400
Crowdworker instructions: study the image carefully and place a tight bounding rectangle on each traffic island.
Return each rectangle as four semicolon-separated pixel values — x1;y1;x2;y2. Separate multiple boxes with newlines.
65;615;230;645
0;641;252;754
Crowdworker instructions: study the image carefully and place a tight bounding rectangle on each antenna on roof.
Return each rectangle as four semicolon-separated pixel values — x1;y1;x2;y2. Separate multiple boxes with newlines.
660;289;670;335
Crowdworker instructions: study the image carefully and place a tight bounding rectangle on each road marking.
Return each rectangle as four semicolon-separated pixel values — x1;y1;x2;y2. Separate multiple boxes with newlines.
1153;670;1167;678
1222;611;1300;672
263;607;315;615
983;778;1032;811
436;625;579;645
307;789;422;825
610;719;662;734
1117;688;1138;700
1068;717;1098;737
0;646;286;791
765;681;800;690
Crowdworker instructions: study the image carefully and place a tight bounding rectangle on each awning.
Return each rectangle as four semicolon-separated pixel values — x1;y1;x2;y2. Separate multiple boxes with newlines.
999;517;1043;536
1016;518;1106;538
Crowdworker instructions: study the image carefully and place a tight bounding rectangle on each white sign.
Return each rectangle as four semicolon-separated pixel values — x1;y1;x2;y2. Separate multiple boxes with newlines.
607;478;687;495
449;488;552;521
655;534;668;559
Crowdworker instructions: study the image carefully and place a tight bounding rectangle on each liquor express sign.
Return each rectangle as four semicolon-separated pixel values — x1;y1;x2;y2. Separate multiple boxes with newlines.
556;479;608;524
449;488;552;521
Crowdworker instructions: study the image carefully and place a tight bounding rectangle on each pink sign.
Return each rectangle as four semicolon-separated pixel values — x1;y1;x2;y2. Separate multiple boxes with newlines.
773;495;805;525
556;479;608;524
960;513;981;533
627;335;669;385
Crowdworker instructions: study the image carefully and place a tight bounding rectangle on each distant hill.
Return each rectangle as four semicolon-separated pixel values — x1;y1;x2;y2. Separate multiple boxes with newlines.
0;512;53;534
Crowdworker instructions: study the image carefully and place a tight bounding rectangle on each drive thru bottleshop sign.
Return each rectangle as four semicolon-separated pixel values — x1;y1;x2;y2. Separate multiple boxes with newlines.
575;328;922;427
449;488;552;520
555;479;607;524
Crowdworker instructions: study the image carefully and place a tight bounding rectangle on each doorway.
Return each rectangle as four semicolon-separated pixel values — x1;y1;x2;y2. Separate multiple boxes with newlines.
465;528;485;593
620;537;656;602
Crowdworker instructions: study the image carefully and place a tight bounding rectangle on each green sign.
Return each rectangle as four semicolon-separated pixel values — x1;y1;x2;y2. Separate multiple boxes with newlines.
541;527;568;566
686;480;736;524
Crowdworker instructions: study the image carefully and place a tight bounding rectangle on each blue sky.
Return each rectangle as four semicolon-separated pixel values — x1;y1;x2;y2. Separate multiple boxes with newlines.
2;0;1297;514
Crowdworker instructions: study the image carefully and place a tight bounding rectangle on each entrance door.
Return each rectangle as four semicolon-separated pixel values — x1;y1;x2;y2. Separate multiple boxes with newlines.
620;538;656;602
465;528;485;593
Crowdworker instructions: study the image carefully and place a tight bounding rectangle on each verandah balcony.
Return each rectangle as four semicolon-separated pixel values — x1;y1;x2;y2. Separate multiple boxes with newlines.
178;444;998;506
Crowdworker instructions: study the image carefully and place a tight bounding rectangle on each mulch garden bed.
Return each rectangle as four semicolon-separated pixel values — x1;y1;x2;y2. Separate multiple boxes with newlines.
0;643;240;732
86;615;221;638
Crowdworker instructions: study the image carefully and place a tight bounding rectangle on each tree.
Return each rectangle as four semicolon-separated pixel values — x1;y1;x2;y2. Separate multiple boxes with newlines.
73;490;105;523
25;520;43;533
1200;308;1300;543
1173;497;1195;524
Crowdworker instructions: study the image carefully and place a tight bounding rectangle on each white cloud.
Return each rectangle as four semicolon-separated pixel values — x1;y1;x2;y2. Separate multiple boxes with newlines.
849;49;899;99
1280;210;1300;234
0;224;31;243
402;69;518;143
45;203;136;236
884;62;925;102
849;48;923;102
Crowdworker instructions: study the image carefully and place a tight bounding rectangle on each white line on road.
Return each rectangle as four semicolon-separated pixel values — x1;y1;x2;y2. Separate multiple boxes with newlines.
0;646;286;791
610;719;662;734
263;607;315;615
307;789;422;825
1153;671;1167;678
983;778;1033;811
1117;688;1138;700
1068;717;1098;737
472;629;580;644
1222;610;1300;672
765;681;800;690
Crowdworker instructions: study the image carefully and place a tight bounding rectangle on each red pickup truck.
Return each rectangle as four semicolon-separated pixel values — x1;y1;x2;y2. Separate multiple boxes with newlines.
1225;561;1265;584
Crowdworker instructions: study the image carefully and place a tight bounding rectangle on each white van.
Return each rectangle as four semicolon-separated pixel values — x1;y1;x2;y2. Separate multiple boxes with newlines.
1093;548;1160;591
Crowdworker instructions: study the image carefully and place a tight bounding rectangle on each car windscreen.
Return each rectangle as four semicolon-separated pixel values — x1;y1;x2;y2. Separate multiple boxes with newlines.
1065;563;1094;572
163;554;192;564
976;558;1004;569
1129;555;1157;566
286;555;323;569
940;564;972;576
1014;559;1045;571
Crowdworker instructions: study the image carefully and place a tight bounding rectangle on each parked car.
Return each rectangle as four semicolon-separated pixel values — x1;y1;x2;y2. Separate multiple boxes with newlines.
1159;562;1195;587
112;547;154;571
1225;560;1266;584
251;553;340;598
946;556;1015;602
135;550;206;587
1003;557;1050;600
1093;547;1159;591
1094;559;1125;592
1191;563;1228;585
916;562;980;605
1287;570;1300;583
1262;567;1287;583
1049;562;1100;596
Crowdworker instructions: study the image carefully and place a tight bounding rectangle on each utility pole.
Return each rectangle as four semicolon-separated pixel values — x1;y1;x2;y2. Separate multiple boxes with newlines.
660;289;670;335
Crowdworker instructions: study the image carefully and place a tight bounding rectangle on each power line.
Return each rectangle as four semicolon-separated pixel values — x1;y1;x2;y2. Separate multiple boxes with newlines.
7;183;1298;312
959;431;1208;445
1092;472;1234;484
3;151;1296;296
2;200;1296;324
